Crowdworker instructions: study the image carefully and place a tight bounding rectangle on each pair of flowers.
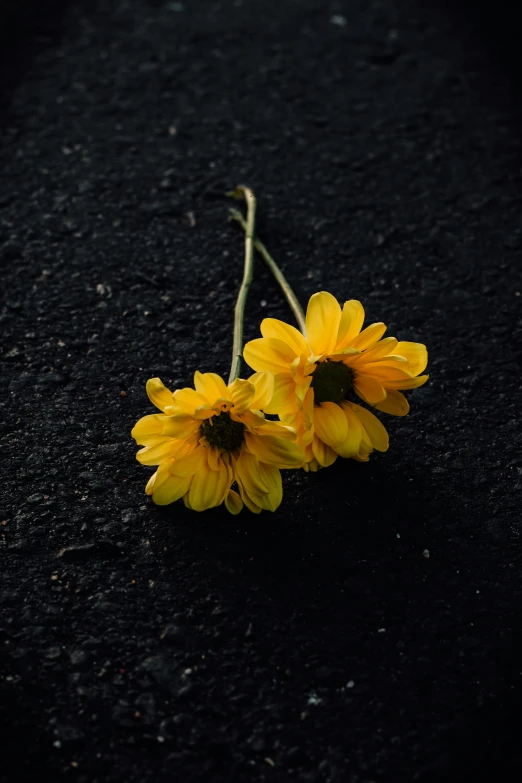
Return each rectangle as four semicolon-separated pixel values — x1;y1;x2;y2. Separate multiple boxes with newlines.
132;187;428;514
132;288;428;514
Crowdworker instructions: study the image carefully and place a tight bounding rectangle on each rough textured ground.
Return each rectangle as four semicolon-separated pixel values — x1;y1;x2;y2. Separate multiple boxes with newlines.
1;1;521;781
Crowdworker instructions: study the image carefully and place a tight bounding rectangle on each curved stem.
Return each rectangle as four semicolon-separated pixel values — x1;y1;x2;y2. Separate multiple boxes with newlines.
228;207;306;334
228;187;257;384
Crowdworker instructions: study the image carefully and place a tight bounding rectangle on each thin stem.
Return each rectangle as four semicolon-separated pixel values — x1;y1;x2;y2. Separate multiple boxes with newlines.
228;187;257;384
228;207;306;334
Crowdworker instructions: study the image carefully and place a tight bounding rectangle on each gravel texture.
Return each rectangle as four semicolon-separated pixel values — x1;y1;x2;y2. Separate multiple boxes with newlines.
1;1;521;781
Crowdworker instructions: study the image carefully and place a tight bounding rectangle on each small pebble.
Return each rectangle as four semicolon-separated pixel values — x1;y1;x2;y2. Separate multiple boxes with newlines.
27;494;44;505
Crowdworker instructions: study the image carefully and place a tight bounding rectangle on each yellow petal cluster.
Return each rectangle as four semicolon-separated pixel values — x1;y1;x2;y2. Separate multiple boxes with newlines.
244;291;428;471
131;371;303;513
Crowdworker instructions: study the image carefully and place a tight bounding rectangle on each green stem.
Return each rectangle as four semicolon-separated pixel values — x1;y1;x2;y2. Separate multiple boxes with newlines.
228;187;257;384
228;207;306;334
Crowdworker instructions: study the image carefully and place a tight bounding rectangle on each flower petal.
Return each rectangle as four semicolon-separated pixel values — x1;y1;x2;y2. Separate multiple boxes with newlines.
255;462;283;511
161;415;200;439
146;378;176;412
152;473;192;506
311;435;338;468
243;337;298;374
235;450;270;495
337;404;364;458
328;348;361;360
305;292;342;356
145;462;171;496
302;387;315;433
374;389;410;416
235;451;283;511
234;409;266;429
136;439;177;465
360;353;408;365
241;494;262;513
188;458;229;511
257;421;296;439
260;318;308;356
335;300;365;349
249;372;275;411
228;378;255;414
349;336;398;364
353;374;387;405
359;363;414;382
206;445;221;471
290;355;314;404
170;444;206;477
348;323;387;351
131;413;168;446
167;387;208;415
225;489;243;515
313;401;349;448
244;431;304;469
396;342;428;376
352;409;373;458
194;371;228;404
192;405;215;420
263;373;296;415
235;469;262;514
350;404;389;452
385;374;429;390
145;470;158;496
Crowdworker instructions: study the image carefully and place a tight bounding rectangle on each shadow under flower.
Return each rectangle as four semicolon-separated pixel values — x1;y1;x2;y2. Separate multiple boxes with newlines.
148;454;462;591
142;452;521;778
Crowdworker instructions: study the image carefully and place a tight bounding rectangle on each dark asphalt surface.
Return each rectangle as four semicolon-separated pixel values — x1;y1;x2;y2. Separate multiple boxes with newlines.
1;1;521;781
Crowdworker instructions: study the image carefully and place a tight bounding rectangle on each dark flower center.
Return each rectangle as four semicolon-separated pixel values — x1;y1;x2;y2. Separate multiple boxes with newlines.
310;359;354;404
200;411;245;451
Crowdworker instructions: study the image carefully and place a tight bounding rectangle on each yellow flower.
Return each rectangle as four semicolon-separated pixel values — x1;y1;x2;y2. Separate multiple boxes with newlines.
243;291;428;470
131;371;303;513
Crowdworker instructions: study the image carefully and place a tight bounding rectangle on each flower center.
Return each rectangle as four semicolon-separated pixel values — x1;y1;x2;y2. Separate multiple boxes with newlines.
200;411;245;451
310;359;354;404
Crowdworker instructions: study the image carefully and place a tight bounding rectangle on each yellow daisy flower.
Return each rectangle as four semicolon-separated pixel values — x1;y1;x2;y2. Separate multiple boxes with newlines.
243;291;429;470
131;371;304;513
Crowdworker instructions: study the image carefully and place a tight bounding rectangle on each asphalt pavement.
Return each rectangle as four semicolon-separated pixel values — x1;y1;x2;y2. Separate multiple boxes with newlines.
1;1;521;781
